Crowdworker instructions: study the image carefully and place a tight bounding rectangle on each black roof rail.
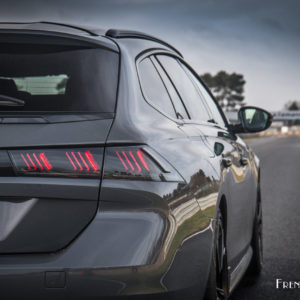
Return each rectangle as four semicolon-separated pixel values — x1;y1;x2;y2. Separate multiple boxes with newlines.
39;21;98;36
0;21;99;37
106;29;182;57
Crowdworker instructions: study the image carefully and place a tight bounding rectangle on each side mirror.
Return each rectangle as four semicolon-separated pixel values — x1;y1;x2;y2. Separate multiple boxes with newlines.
230;106;273;134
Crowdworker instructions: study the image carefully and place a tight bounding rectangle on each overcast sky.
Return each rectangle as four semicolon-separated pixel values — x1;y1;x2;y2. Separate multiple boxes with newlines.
1;0;300;111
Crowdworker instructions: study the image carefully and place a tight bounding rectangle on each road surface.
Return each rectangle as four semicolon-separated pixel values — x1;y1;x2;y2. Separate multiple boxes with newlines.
231;136;300;300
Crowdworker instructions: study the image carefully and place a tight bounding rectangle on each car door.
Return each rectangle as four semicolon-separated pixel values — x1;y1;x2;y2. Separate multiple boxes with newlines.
189;67;257;267
156;54;255;270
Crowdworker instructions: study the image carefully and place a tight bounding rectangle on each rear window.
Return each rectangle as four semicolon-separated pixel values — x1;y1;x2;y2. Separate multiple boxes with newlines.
0;44;119;113
0;75;69;95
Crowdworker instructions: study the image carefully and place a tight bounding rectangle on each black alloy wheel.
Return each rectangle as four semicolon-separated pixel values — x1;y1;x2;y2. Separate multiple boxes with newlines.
204;210;229;300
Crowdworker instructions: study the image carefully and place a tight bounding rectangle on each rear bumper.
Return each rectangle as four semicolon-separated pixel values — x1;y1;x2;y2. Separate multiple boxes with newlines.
0;180;214;299
0;233;212;300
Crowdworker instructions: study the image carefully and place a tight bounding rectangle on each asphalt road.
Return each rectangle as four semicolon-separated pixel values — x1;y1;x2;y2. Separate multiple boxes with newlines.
231;136;300;300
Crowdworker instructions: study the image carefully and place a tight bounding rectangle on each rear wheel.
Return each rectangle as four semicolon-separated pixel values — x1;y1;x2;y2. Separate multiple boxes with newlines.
204;210;229;300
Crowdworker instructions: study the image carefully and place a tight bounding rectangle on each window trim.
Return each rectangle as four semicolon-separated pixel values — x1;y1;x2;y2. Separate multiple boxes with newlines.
136;50;183;124
154;53;229;128
153;55;190;120
136;49;229;129
151;56;190;120
175;57;229;129
148;56;178;118
178;60;227;129
156;55;211;122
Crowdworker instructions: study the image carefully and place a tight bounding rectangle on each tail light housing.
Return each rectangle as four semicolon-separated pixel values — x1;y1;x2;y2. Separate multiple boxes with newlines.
9;148;103;178
103;146;183;182
6;145;182;182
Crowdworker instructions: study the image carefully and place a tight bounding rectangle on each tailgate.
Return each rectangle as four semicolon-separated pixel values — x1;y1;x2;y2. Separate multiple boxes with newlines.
0;119;113;253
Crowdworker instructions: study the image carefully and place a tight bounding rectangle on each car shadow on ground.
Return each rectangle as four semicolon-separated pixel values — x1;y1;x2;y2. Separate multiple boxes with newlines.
230;257;300;300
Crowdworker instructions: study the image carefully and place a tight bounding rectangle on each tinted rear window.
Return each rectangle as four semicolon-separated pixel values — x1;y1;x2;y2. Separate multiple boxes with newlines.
0;44;119;113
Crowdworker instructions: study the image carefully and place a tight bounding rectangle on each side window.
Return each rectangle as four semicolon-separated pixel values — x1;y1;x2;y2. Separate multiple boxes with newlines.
182;65;226;127
138;57;176;118
151;57;189;120
156;55;211;122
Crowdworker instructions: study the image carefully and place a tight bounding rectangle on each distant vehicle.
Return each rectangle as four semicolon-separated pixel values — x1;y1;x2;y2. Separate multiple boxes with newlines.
0;22;272;300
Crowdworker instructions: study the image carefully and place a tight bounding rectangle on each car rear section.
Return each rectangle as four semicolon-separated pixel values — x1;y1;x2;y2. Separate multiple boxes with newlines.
0;27;124;298
0;27;120;253
0;25;214;300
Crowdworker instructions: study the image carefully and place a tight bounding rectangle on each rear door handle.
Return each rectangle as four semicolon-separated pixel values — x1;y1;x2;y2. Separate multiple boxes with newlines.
222;157;232;168
240;156;249;166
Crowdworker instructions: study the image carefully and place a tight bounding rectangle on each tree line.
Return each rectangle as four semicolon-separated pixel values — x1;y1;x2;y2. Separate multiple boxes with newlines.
284;100;300;111
200;71;246;112
201;71;299;112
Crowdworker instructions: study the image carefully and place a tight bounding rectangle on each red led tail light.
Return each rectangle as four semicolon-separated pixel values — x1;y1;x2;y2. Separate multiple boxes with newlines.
103;146;183;182
39;153;52;170
20;152;49;171
9;148;103;178
115;150;148;174
85;151;100;172
8;145;182;182
136;149;149;171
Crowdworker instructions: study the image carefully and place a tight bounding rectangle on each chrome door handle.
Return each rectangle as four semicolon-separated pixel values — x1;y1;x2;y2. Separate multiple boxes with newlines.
222;157;232;168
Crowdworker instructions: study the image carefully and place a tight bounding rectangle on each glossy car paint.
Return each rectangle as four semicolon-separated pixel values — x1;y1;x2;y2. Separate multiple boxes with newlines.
0;23;260;300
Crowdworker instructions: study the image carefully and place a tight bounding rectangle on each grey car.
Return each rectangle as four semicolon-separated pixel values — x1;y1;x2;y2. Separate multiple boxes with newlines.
0;22;272;300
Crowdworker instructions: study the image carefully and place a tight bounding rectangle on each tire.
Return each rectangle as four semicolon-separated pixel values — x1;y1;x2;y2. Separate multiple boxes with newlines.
247;198;263;277
204;210;229;300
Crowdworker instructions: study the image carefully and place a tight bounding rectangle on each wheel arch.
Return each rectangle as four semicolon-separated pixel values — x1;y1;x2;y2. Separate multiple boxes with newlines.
218;195;228;242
